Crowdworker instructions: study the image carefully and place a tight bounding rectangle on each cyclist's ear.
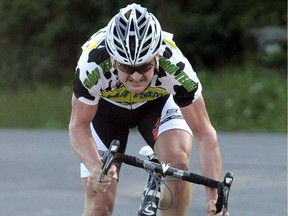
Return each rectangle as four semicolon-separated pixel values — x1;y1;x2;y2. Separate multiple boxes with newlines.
155;55;159;71
154;55;160;74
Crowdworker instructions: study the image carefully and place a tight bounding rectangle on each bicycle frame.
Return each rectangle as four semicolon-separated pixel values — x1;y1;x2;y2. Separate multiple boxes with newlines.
100;140;234;216
138;146;162;216
138;170;162;215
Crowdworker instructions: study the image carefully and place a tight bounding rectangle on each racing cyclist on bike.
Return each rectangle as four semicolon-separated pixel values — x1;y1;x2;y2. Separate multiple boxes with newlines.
69;3;225;216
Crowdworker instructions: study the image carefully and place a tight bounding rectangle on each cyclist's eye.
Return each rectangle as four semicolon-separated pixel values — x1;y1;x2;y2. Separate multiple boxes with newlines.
136;64;150;73
117;61;154;75
117;64;129;72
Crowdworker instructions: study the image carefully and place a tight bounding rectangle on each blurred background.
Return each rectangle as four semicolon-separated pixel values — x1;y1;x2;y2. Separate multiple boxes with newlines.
0;0;286;132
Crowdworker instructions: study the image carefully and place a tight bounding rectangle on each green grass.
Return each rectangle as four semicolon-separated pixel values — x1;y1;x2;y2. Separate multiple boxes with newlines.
0;64;286;132
199;64;287;132
0;85;72;128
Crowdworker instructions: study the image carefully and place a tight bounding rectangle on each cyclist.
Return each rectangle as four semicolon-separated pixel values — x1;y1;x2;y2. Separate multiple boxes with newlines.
69;3;224;216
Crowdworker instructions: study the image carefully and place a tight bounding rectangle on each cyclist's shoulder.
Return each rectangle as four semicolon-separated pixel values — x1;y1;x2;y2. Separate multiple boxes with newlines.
81;27;107;53
161;31;178;49
159;31;184;60
77;27;111;72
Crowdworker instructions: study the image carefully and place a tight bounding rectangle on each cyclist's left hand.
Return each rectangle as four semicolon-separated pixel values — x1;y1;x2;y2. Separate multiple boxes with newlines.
206;200;229;216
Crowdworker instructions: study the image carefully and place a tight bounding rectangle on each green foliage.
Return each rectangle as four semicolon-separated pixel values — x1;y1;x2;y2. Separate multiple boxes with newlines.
0;0;124;89
200;64;287;132
0;0;286;90
168;0;286;67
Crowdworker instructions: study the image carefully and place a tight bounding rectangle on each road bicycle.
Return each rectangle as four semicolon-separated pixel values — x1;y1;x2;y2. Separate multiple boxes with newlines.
100;140;234;216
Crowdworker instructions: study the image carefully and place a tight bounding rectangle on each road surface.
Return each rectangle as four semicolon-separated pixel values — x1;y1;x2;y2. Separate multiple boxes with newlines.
0;129;286;215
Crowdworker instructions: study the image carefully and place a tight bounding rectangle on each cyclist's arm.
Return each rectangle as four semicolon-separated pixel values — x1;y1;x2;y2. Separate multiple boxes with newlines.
180;94;222;201
69;94;102;172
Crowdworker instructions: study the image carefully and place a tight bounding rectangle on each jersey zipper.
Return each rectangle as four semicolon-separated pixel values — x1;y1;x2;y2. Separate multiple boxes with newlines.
129;93;133;110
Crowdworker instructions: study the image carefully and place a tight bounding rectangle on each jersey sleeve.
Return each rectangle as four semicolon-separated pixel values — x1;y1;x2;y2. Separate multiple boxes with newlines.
73;58;101;106
158;31;202;107
73;29;107;105
73;68;97;105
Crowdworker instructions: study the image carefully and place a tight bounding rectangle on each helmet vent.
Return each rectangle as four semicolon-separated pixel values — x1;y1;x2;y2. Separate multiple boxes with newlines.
135;10;142;19
124;11;131;19
129;36;136;60
152;40;161;54
138;18;145;29
143;38;152;50
130;19;135;32
113;39;122;50
119;18;126;29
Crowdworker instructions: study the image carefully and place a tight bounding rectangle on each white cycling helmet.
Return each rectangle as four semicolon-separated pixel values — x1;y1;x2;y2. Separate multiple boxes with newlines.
105;3;162;65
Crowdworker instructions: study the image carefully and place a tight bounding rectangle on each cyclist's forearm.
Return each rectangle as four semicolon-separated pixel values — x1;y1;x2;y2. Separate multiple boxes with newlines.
195;127;222;200
180;96;222;199
69;95;102;172
69;124;102;172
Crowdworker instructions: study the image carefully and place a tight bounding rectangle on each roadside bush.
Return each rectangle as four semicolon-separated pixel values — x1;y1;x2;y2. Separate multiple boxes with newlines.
0;0;286;90
200;63;287;132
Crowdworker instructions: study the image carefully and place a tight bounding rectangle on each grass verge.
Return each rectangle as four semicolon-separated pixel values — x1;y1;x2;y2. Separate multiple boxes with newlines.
199;64;286;132
0;85;72;128
0;64;286;132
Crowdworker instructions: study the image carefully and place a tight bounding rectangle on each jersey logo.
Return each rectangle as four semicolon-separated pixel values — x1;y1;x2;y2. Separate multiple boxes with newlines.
83;59;113;89
102;86;168;103
159;56;197;92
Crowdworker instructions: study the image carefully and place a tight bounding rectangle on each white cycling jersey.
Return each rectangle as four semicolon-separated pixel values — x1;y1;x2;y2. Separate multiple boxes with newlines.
74;27;202;109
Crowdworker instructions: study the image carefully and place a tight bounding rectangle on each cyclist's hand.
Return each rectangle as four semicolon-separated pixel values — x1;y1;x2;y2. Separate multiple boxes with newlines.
206;200;229;216
87;164;117;193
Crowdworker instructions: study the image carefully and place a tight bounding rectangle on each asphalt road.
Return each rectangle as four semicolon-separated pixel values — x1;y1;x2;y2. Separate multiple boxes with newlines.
0;129;287;216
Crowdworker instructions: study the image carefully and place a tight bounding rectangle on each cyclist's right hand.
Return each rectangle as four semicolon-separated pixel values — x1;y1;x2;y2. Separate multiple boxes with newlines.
206;200;230;216
87;164;117;192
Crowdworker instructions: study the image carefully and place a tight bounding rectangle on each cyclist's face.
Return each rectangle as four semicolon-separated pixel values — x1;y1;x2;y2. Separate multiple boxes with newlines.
116;60;155;93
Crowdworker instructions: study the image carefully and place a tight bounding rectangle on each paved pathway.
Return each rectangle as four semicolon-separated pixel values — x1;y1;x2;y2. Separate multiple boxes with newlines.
0;129;286;215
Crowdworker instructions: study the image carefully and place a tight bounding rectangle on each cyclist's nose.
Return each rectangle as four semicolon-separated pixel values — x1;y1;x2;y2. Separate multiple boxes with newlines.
130;71;142;81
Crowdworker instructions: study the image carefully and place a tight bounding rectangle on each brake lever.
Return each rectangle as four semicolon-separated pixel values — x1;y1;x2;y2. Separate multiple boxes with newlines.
215;172;234;215
222;172;233;216
99;139;120;182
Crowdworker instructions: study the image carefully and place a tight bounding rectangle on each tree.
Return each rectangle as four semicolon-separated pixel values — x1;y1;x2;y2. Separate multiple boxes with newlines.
0;0;286;89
